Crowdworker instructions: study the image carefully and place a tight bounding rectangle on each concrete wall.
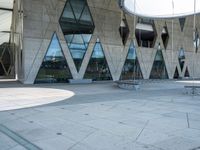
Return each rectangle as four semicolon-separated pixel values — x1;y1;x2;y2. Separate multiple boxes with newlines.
20;0;200;84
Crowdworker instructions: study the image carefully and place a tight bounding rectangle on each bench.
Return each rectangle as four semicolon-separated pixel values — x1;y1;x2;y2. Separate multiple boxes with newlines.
184;85;200;95
115;80;140;90
69;79;92;84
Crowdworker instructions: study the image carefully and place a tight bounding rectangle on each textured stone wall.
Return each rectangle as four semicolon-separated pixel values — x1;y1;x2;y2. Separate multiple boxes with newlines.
20;0;200;84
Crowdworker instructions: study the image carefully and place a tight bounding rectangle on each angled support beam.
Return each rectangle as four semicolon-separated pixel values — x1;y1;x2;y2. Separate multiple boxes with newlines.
0;7;13;11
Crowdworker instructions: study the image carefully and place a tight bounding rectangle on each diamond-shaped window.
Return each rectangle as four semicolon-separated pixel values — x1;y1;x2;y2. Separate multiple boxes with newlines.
161;25;169;49
179;17;186;32
119;14;130;46
59;0;95;72
135;18;157;48
0;43;12;76
2;49;11;73
178;47;185;72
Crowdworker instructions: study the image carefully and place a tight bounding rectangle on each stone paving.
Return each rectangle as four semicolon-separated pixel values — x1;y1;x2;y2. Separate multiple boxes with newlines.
0;80;200;150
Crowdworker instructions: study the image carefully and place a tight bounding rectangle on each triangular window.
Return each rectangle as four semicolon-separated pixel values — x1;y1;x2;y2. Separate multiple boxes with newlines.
35;33;72;83
120;42;143;80
150;49;168;79
84;40;112;81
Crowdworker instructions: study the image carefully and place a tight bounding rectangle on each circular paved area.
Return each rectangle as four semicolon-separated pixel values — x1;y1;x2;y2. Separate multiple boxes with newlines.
0;87;74;111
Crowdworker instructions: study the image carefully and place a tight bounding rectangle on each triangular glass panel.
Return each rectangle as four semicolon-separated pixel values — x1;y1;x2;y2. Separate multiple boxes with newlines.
184;67;190;77
150;50;168;79
119;15;130;46
0;63;5;76
84;40;112;81
65;34;74;44
59;0;95;72
0;44;5;57
173;67;180;79
179;18;186;32
161;25;169;49
82;34;92;43
178;47;185;72
79;6;93;25
120;42;143;80
2;48;11;73
61;2;76;23
70;0;85;20
35;33;72;83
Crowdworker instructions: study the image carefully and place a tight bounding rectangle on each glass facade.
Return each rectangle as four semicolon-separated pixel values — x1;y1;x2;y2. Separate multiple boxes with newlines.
135;18;157;48
173;67;179;79
178;47;185;72
35;33;72;83
161;25;169;49
120;42;143;80
0;43;12;77
179;17;186;32
59;0;95;72
150;49;168;79
84;40;112;81
119;14;129;46
184;67;190;77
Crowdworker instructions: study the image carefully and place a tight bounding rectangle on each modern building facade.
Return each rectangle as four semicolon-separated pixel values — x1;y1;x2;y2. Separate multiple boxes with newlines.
1;0;200;84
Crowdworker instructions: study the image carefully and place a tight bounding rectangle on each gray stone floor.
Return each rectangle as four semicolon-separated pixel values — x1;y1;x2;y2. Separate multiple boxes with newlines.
0;80;200;150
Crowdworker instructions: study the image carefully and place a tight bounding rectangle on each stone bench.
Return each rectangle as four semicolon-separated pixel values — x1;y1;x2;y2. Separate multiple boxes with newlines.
69;79;92;84
115;80;140;90
184;85;200;95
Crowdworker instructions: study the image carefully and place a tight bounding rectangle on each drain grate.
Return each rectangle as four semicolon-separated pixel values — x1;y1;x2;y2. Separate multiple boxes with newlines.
0;124;41;150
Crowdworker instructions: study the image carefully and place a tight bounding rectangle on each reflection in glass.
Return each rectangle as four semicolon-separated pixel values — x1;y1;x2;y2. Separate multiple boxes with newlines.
135;18;157;48
150;49;168;79
84;41;112;81
184;67;190;77
179;17;186;32
173;67;180;79
161;25;169;49
35;33;72;83
0;43;12;76
121;42;143;80
178;47;185;72
59;0;95;71
119;14;130;46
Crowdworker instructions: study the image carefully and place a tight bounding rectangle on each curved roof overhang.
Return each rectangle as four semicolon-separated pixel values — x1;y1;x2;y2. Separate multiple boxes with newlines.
120;0;200;19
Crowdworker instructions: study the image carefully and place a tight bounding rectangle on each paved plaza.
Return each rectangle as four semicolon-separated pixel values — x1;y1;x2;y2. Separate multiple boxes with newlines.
0;80;200;150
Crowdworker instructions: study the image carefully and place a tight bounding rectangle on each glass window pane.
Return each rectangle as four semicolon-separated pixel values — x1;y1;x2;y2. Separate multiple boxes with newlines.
59;0;95;72
84;41;112;81
70;0;85;20
35;33;72;83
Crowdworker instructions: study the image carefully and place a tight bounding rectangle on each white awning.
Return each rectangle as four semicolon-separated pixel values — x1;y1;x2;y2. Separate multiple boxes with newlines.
0;0;13;45
122;0;200;18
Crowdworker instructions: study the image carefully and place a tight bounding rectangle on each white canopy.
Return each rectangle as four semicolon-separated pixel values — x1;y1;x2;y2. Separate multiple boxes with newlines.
122;0;200;18
0;0;13;45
